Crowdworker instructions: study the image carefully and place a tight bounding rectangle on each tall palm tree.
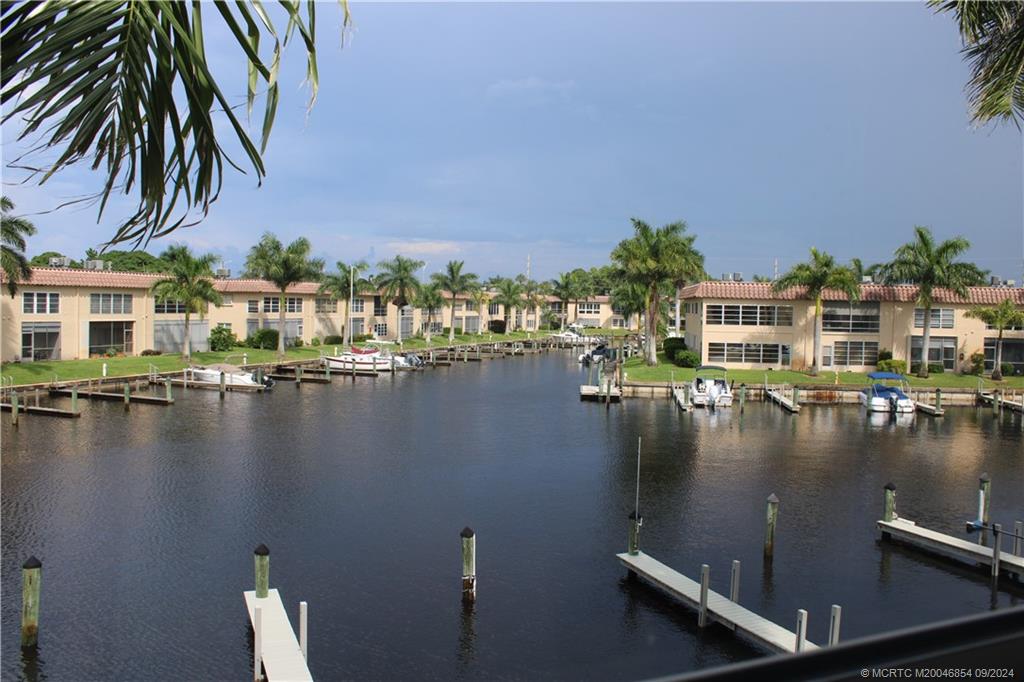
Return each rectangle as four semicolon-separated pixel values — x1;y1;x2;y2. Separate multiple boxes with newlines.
611;280;648;336
1;196;36;297
414;282;446;344
877;226;986;378
492;278;524;334
150;245;221;362
375;255;424;343
965;298;1024;380
551;271;585;330
670;232;705;335
773;248;860;376
318;260;370;346
431;260;479;342
244;233;324;359
611;219;703;366
470;286;490;334
930;1;1024;126
520;278;549;332
1;2;346;245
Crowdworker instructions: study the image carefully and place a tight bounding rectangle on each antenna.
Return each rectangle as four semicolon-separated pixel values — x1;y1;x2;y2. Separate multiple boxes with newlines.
773;257;779;281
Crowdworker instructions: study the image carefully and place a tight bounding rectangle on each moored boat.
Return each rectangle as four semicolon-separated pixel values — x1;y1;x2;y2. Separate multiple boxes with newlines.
186;364;273;388
690;365;733;408
860;372;915;413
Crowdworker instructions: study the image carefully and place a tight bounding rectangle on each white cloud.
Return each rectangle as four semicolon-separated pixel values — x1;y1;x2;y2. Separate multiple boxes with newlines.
384;240;462;256
485;76;575;99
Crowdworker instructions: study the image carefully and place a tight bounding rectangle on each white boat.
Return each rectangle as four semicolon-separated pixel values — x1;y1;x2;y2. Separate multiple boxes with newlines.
323;346;395;371
186;364;271;387
860;372;915;413
690;365;733;408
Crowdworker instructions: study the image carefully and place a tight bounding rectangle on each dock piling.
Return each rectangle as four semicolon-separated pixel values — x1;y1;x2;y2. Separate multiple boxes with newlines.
20;556;41;648
1014;521;1023;557
764;493;779;560
979;474;991;526
123;383;130;410
254;605;263;681
792;386;800;408
254;544;269;599
883;482;897;524
739;384;746;413
992;524;1002;578
698;564;710;627
70;386;78;414
220;371;226;399
628;511;642;556
795;609;808;652
299;601;308;662
730;560;741;602
935;388;942;411
461;527;477;603
296;366;303;387
11;392;18;425
165;377;172;401
828;605;841;645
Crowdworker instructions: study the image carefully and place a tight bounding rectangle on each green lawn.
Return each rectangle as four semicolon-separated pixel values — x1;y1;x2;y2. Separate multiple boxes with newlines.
622;353;1024;389
1;347;324;386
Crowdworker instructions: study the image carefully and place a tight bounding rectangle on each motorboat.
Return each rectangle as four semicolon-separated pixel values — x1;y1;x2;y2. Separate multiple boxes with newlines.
690;365;733;408
323;345;395;371
579;343;613;365
186;364;273;388
860;372;915;413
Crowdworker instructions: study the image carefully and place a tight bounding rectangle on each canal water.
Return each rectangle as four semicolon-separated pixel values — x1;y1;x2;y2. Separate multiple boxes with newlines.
2;352;1022;681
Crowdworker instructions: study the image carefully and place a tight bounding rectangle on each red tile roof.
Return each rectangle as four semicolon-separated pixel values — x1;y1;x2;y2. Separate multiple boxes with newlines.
680;281;1024;305
4;267;165;289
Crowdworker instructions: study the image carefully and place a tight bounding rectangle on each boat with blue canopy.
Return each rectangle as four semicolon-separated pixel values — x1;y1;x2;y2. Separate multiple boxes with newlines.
859;371;915;413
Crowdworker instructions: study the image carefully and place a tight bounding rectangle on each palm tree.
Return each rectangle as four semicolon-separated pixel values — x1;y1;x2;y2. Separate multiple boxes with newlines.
520;278;549;332
611;280;648;335
414;282;446;344
877;226;987;378
244;233;324;359
551;271;585;330
491;278;524;334
930;1;1024;126
150;245;221;362
1;196;36;297
470;287;490;335
611;219;703;365
1;2;346;245
670;232;705;335
965;299;1024;381
318;260;370;346
431;260;479;343
375;255;424;343
773;248;860;376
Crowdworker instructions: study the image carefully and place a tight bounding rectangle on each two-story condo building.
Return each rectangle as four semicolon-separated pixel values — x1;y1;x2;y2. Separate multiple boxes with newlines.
681;281;1024;374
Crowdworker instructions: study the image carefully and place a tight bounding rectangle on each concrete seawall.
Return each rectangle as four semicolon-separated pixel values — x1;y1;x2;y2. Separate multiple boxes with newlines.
621;382;986;406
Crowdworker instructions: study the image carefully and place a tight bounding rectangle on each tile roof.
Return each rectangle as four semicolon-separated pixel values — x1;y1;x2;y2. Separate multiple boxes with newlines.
680;281;1024;305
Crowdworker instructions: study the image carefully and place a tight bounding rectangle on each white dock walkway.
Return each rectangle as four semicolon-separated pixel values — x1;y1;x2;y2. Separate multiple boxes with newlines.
244;589;312;681
672;387;693;412
617;552;818;653
915;401;944;417
878;518;1024;577
765;386;801;413
978;392;1024;413
579;384;622;401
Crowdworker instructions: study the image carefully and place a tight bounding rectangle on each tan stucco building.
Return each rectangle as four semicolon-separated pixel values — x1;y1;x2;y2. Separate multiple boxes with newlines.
681;281;1024;374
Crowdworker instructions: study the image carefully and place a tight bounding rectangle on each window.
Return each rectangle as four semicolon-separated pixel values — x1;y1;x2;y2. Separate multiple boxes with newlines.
22;292;59;314
984;338;1024;373
914;308;954;329
550;302;565;314
464;301;477;312
154;300;187;314
822;345;833;367
21;322;60;361
373;296;387;317
910;336;957;370
578;302;601;315
88;321;134;355
263;297;279;313
248;299;259;313
373;322;388;337
612;317;626;328
822;302;880;333
832;341;879;366
422;320;443;334
315;297;337;314
219;295;233;307
454;302;464;311
285;297;303;313
351;298;365;313
705;304;792;326
350;318;365;335
707;342;791;365
488;302;500;315
90;293;132;314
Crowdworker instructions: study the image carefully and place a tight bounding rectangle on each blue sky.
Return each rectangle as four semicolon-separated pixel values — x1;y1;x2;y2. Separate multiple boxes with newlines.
3;2;1022;282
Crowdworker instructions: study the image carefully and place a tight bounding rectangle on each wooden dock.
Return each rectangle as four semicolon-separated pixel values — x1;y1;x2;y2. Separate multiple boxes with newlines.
49;388;173;405
156;379;264;392
672;387;693;412
765;386;801;413
579;384;622;402
243;589;312;681
617;551;818;653
878;517;1024;580
267;373;331;384
978;392;1024;413
915;401;945;417
1;402;80;418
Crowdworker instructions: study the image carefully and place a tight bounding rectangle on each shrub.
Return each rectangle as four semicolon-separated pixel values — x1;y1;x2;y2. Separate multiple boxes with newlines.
876;359;907;375
969;352;986;375
877;349;893;362
352;333;373;343
140;349;162;356
208;326;237;352
311;337;321;347
663;337;687;362
673;349;700;368
488;320;506;334
910;362;944;374
246;328;279;350
293;337;304;347
323;335;344;345
1000;362;1015;378
104;346;118;358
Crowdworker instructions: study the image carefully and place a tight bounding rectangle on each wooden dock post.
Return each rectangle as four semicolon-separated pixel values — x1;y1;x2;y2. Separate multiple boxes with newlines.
123;383;130;410
324;362;331;381
254;544;269;599
698;564;710;627
992;524;1002;578
11;392;18;426
828;605;841;645
792;385;800;408
739;384;746;413
299;601;308;662
935;388;942;411
764;493;779;560
993;389;1001;414
883;482;897;524
979;473;991;526
165;377;172;401
1014;520;1023;556
254;605;263;681
296;366;303;387
461;527;477;603
628;511;642;556
588;361;596;387
795;609;808;652
730;560;741;602
70;386;78;414
220;371;226;399
20;556;41;648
